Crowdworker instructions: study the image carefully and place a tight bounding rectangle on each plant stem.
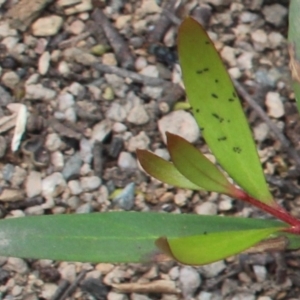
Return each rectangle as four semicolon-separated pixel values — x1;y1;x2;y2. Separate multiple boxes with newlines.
234;188;300;231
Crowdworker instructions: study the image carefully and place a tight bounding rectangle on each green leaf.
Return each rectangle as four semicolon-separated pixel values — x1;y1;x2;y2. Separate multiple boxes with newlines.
178;17;274;205
166;132;238;196
136;149;201;190
288;0;300;113
156;227;283;265
0;212;286;263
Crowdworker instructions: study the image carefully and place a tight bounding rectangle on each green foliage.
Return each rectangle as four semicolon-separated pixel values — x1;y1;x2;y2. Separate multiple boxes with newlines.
178;18;274;205
288;0;300;113
0;212;287;263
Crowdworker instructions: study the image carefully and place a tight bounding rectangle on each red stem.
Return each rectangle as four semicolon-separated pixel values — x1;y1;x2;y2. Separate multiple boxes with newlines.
233;188;300;234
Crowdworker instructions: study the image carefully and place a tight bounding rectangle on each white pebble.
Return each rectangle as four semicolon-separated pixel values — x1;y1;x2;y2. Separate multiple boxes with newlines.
38;51;50;75
80;176;101;191
195;202;217;215
265;91;284;118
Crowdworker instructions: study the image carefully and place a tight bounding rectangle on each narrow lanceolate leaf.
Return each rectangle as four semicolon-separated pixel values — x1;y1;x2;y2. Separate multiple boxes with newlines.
178;17;274;205
156;227;284;265
288;0;300;113
136;149;201;190
166;132;238;196
0;212;286;263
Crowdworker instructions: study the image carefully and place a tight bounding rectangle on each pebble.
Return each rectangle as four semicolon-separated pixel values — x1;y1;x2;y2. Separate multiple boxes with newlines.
92;119;112;142
0;188;24;202
195;202;217;215
38;51;50;75
262;4;288;27
253;265;267;282
64;47;97;66
68;180;83;195
1;71;20;90
113;182;135;210
231;294;255;300
107;291;128;300
106;103;127;122
32;16;63;36
154;148;170;161
218;198;232;211
237;52;254;70
40;283;58;299
257;297;272;300
220;46;236;67
265;92;284;118
158;110;200;144
80;176;101;192
268;32;284;49
102;53;117;66
0;136;7;158
127;131;150;152
64;0;92;15
25;171;42;198
131;294;151;300
42;172;67;198
45;133;62;152
239;12;259;23
135;56;147;71
25;84;56;101
179;266;201;299
60;263;76;281
51;151;64;170
1;36;19;50
174;191;187;207
76;203;93;213
251;29;268;51
197;291;213;300
254;123;269;142
118;152;137;169
68;19;85;35
3;164;14;182
127;105;150;125
80;138;93;164
142;86;163;100
199;261;226;278
139;65;159;78
4;258;28;274
25;205;44;215
68;82;85;96
62;152;83;180
113;122;127;133
58;61;70;75
103;86;114;100
58;93;75;111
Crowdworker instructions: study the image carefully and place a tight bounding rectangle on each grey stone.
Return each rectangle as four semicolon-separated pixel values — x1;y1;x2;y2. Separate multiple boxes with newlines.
32;15;63;36
262;4;288;27
0;136;7;158
25;84;56;101
92;119;112;142
199;261;226;278
25;205;44;215
113;182;135;210
158;110;200;144
154;148;170;161
179;266;201;299
2;164;14;181
265;91;284;118
80;176;101;192
4;257;28;274
26;171;42;198
127;105;149;125
76;203;93;213
106;103;127;122
118;152;137;169
68;180;83;195
58;92;75;111
253;265;267;282
42;172;67;198
127;131;150;152
254;123;269;142
80;138;93;164
62;152;83;180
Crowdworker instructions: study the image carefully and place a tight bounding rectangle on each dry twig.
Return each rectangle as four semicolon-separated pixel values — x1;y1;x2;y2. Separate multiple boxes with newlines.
92;8;135;69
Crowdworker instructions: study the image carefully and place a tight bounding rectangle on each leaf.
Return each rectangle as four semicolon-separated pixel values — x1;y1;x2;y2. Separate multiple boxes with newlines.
178;17;274;205
288;0;300;113
0;212;286;263
137;149;201;190
166;132;238;196
156;227;284;265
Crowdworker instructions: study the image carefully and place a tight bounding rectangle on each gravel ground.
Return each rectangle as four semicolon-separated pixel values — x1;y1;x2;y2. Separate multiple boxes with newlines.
0;0;300;299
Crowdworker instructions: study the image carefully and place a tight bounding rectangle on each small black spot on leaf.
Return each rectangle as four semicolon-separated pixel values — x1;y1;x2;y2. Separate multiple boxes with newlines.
215;79;219;83
211;93;218;99
217;136;227;141
205;41;210;45
212;113;224;123
228;98;234;102
233;147;242;153
203;231;207;235
196;108;200;113
233;91;237;98
200;127;205;131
